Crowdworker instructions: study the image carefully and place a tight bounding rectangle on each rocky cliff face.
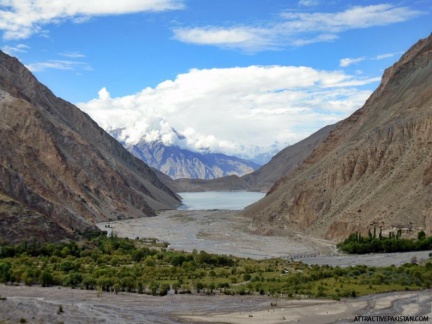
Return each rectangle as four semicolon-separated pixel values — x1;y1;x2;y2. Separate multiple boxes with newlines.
244;34;432;241
126;140;260;180
0;51;180;243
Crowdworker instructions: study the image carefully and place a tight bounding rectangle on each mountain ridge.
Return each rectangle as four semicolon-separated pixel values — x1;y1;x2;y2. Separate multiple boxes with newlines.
0;51;180;243
170;123;336;192
125;140;260;180
244;34;432;241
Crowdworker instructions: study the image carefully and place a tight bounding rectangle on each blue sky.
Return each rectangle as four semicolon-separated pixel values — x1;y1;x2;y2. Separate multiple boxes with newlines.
1;0;431;160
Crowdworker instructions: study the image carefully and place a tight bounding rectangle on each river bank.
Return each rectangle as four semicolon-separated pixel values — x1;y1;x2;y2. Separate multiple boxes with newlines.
0;285;430;324
97;210;335;259
1;210;431;323
97;210;431;267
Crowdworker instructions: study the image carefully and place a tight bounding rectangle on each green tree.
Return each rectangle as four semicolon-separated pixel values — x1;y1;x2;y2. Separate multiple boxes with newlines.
0;262;11;283
195;282;205;293
150;282;159;296
144;257;156;267
172;282;181;294
113;283;121;294
132;249;145;262
418;231;426;241
39;269;54;287
120;276;136;292
137;281;144;294
82;275;96;290
159;283;170;296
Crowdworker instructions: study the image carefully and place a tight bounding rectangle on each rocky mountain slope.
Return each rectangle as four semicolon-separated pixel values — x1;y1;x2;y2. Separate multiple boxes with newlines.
244;34;432;241
170;124;335;192
126;140;260;180
0;51;180;243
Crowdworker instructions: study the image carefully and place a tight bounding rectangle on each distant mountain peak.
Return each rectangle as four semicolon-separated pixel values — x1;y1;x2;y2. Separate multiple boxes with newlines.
121;139;260;180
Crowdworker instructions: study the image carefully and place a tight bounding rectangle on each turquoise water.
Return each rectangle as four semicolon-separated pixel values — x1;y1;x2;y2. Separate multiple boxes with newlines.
177;191;266;210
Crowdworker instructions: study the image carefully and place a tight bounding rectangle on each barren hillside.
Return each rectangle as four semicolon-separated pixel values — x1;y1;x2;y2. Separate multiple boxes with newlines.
0;51;180;243
244;34;432;241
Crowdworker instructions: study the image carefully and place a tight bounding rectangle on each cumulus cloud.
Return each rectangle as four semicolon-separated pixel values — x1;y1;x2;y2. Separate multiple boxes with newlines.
173;4;422;52
0;0;185;39
77;65;378;158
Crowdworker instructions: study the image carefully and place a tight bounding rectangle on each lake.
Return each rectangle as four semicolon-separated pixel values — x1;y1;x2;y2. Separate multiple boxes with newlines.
177;191;266;210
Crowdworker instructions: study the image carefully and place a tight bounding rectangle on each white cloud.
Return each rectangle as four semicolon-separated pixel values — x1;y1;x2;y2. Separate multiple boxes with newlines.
298;0;321;7
340;56;366;67
373;53;399;60
172;26;277;51
59;51;86;58
77;65;378;158
174;27;255;45
173;4;422;52
98;87;110;100
26;60;92;72
340;52;401;68
0;0;185;39
1;43;30;55
290;33;338;47
279;4;421;31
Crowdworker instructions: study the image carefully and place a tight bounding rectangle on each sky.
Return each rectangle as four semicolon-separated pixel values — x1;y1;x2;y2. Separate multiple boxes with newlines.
0;0;431;161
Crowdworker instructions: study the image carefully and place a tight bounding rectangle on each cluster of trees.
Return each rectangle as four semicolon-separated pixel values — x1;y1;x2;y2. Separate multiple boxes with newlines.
1;233;432;300
0;235;243;296
338;229;432;254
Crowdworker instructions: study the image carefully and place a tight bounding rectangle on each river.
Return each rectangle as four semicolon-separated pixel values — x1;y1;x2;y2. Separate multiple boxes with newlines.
177;191;265;210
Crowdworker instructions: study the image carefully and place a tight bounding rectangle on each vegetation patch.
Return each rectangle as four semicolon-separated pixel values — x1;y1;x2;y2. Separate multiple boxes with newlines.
0;234;431;300
337;230;432;254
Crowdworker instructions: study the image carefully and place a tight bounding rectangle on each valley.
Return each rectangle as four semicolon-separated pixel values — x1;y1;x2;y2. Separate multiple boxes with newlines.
97;210;333;259
97;209;431;267
1;203;431;324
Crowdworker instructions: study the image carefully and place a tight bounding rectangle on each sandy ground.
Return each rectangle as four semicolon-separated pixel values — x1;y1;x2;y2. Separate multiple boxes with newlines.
97;210;335;259
0;285;431;324
97;210;432;267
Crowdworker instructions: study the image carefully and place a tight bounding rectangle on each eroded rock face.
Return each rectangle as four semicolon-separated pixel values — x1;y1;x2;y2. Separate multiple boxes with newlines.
245;34;432;241
0;52;180;243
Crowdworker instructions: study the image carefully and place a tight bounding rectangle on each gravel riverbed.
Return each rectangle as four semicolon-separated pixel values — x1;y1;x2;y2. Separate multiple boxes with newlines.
97;210;431;267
